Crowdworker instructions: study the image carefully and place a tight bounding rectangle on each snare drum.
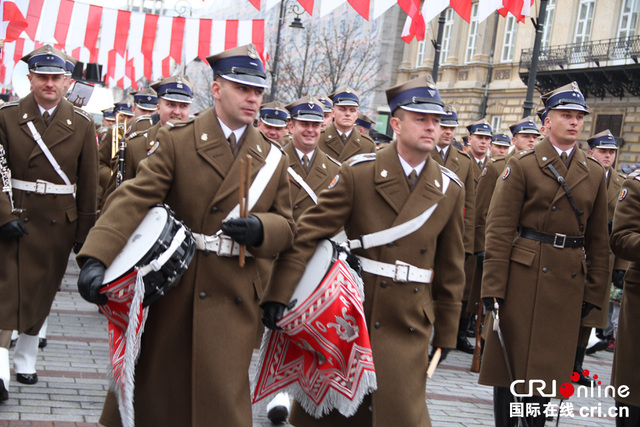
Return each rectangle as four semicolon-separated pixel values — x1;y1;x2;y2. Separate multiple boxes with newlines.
102;204;196;306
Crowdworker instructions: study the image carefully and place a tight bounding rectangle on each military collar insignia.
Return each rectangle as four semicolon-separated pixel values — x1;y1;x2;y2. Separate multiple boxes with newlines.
381;169;388;178
201;133;208;141
257;144;263;153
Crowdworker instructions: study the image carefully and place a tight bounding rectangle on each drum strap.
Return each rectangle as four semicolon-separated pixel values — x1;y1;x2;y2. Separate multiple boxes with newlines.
137;226;189;276
287;167;318;204
224;145;283;221
25;121;75;197
348;171;451;250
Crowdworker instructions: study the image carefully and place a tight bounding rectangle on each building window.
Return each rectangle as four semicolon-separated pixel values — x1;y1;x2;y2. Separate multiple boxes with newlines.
617;0;639;39
491;116;502;133
501;15;517;62
574;0;595;45
594;114;623;137
416;40;426;66
465;3;479;63
441;8;454;63
541;0;556;50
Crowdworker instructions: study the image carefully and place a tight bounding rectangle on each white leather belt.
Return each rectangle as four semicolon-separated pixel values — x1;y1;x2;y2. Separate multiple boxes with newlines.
12;178;76;195
357;257;433;284
192;232;253;258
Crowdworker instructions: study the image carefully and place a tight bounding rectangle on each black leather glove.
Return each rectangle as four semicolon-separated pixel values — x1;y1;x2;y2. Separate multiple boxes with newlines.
429;347;451;363
72;242;83;255
221;215;264;247
77;258;108;305
0;220;28;239
262;302;286;331
482;297;503;312
612;269;626;289
581;302;596;319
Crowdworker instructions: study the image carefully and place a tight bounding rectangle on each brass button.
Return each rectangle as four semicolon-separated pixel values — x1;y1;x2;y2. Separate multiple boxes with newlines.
542;267;548;273
414;288;419;293
571;273;577;278
293;205;299;210
409;327;415;333
24;218;29;223
380;281;388;288
211;206;218;213
51;220;56;225
374;322;380;329
199;292;206;299
235;297;242;305
551;206;557;211
420;248;427;254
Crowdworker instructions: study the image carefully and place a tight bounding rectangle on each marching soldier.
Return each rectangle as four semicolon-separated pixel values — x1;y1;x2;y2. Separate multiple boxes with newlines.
256;101;289;145
509;117;540;155
354;113;375;137
479;82;610;426
466;119;492;173
317;95;333;130
261;75;465;426
76;44;294;426
103;76;193;201
573;130;628;384
431;105;477;354
609;169;640;426
0;45;98;400
489;133;511;159
317;86;376;161
128;87;158;134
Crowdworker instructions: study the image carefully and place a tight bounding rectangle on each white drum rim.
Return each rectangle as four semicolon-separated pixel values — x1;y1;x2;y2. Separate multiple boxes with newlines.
103;206;170;284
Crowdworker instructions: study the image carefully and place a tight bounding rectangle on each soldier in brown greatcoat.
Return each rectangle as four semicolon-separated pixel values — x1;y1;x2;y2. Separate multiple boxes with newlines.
479;82;610;426
261;75;465;427
609;171;640;426
431;105;476;354
76;44;295;427
102;76;193;202
256;101;289;145
317;86;376;161
0;45;98;400
573;130;628;385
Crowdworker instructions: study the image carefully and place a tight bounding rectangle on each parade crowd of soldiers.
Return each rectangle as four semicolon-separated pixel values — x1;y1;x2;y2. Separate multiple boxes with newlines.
0;42;638;427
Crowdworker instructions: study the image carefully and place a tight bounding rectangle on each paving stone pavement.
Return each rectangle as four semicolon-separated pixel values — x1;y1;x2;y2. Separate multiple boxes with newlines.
0;254;618;426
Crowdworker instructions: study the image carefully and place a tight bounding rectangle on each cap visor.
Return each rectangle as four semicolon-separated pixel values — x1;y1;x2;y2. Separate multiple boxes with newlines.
293;114;324;123
31;67;66;75
137;103;157;111
222;74;268;89
440;120;458;127
516;129;541;135
400;104;446;115
334;100;359;107
261;117;288;127
551;104;590;114
161;94;193;104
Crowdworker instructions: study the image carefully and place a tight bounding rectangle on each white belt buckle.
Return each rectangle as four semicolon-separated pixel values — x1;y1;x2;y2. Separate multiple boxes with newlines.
394;260;410;283
35;180;48;194
217;235;235;257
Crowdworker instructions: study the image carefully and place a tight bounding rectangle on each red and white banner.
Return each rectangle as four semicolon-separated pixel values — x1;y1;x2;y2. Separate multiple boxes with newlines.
1;0;266;89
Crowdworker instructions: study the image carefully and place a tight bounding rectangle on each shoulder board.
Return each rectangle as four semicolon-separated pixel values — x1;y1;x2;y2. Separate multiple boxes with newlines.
360;133;375;143
515;148;535;158
134;115;152;123
455;148;471;159
73;107;92;122
346;152;376;166
258;132;285;153
440;165;463;188
326;154;341;167
128;131;143;140
0;101;19;111
165;117;193;129
627;171;640;179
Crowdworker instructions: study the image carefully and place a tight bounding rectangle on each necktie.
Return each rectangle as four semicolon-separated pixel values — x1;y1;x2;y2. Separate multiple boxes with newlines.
302;154;309;172
407;170;417;191
440;149;445;162
43;111;51;127
340;133;348;144
228;132;236;153
560;152;568;167
478;160;483;170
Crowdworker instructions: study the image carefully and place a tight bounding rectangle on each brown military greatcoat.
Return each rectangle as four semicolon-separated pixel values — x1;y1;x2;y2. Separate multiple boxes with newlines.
284;142;340;222
263;142;466;426
317;123;376;162
78;108;295;427
610;174;640;406
479;138;610;396
0;93;98;333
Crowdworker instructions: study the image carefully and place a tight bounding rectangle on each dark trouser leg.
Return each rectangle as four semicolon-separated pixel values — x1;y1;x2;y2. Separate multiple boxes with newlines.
494;386;515;427
523;395;549;427
456;312;474;354
616;401;640;427
573;346;594;386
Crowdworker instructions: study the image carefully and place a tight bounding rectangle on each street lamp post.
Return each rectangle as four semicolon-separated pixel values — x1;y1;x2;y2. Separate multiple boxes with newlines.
522;0;549;118
268;0;304;102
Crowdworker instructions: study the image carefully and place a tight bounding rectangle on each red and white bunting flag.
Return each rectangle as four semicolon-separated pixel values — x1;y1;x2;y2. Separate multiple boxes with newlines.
248;0;261;10
170;17;185;63
320;0;346;17
153;15;171;79
372;0;395;20
478;0;503;23
141;13;159;81
348;0;369;20
450;0;472;23
127;11;145;82
85;5;103;62
65;1;89;62
197;18;212;62
1;0;28;42
23;0;43;41
2;40;15;85
97;7;117;73
297;0;314;16
53;0;73;50
183;17;200;64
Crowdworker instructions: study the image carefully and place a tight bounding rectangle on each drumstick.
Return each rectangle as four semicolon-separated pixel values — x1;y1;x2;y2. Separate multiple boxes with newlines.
239;155;252;267
426;348;442;379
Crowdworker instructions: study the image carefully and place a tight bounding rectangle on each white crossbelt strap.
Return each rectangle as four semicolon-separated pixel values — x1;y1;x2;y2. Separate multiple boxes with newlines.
191;232;253;257
224;145;282;221
348;171;451;250
287;167;318;204
26;121;73;187
12;178;76;194
357;257;433;284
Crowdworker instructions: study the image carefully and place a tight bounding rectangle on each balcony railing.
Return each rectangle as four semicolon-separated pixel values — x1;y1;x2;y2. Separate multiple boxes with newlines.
520;36;640;72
